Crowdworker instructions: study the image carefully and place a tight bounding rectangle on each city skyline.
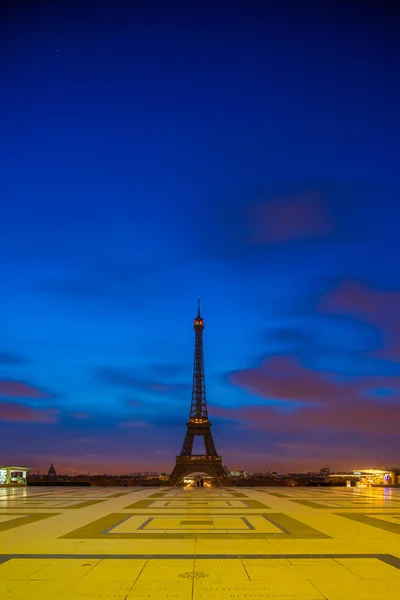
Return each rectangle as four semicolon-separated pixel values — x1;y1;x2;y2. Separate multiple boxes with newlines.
1;1;400;474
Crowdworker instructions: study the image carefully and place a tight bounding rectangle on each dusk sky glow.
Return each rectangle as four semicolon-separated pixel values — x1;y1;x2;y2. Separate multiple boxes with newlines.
1;1;400;474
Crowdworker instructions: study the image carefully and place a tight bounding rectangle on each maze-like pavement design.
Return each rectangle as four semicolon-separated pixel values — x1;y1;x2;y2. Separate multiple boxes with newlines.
0;486;400;598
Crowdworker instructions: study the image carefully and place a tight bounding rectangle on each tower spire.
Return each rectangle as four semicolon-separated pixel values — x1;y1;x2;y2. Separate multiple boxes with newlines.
191;299;207;420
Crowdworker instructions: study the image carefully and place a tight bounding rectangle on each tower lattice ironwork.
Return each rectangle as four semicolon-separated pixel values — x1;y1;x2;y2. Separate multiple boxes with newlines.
168;301;227;486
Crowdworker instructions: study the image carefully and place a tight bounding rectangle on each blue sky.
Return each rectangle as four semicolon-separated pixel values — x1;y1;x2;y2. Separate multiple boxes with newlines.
1;0;399;473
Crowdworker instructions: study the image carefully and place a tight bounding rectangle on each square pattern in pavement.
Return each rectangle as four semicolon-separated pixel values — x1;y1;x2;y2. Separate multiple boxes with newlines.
0;485;400;598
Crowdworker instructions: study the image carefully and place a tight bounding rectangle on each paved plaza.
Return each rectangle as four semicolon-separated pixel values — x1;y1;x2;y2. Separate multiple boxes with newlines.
0;485;400;598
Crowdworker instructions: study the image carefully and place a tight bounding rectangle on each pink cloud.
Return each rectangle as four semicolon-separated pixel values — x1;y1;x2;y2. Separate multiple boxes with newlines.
227;356;400;434
213;399;400;435
320;280;400;360
0;401;58;423
70;412;92;420
125;399;143;407
0;380;49;399
119;420;149;428
246;402;400;434
208;404;238;418
147;383;176;393
230;356;344;404
248;192;332;244
146;382;188;393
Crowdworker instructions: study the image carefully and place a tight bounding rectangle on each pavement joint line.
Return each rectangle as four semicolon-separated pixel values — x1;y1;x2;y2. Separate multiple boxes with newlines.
100;513;133;534
1;553;400;564
261;514;291;534
240;517;255;530
137;517;154;530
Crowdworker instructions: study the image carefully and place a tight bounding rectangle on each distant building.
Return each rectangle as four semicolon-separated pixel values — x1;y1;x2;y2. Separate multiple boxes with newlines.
319;467;330;477
328;469;397;486
0;466;29;486
47;464;57;481
229;470;247;478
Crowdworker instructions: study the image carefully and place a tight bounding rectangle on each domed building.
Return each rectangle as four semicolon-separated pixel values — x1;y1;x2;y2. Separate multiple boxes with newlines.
47;464;56;481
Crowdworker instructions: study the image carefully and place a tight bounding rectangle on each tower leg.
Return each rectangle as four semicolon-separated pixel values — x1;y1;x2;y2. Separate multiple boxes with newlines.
180;431;194;456
203;431;217;456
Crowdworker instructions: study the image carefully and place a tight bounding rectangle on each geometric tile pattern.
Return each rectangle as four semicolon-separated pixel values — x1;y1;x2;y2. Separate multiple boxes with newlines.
0;512;59;533
0;485;400;598
292;498;400;509
0;499;106;509
60;511;330;540
336;512;400;535
125;497;270;510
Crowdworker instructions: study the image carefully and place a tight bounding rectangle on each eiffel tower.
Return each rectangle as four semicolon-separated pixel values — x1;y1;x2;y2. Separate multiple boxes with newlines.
168;301;227;486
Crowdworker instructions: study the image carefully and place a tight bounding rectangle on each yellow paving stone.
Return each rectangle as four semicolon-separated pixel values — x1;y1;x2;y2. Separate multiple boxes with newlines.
0;563;44;580
241;558;291;566
108;515;147;533
49;558;101;566
151;500;245;508
0;582;72;600
193;579;325;599
26;564;95;581
99;559;147;566
0;515;25;524
2;558;51;568
243;515;283;533
10;558;101;567
194;539;272;554
81;565;143;582
345;563;400;578
138;564;194;581
128;580;192;599
192;572;249;582
0;583;13;595
246;565;308;580
289;557;338;564
267;539;356;553
370;514;400;525
334;557;382;565
149;517;214;530
192;560;249;581
119;540;197;554
146;559;193;567
66;581;136;599
310;578;400;599
294;564;363;579
214;517;245;527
